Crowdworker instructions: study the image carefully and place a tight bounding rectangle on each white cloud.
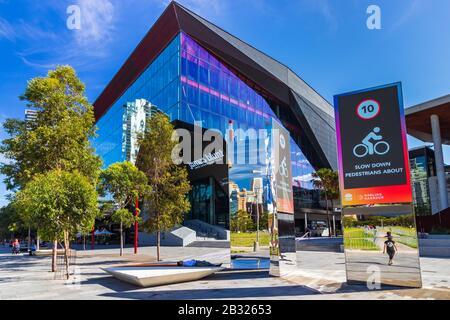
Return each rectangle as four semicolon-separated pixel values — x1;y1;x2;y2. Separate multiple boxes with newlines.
18;21;59;42
11;0;229;72
391;0;421;31
0;18;58;43
160;0;226;17
293;173;313;183
293;0;338;32
11;0;117;71
0;17;15;41
75;0;116;48
0;152;7;165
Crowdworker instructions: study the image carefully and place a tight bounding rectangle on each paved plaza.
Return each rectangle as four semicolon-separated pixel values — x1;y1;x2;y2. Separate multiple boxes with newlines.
0;246;449;300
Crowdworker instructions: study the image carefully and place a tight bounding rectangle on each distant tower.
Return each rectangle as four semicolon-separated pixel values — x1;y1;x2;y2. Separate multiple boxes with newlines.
121;99;158;164
24;109;38;123
251;177;264;204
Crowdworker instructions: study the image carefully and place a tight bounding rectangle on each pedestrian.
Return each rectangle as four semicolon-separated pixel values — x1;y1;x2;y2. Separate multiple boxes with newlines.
383;232;397;266
12;239;20;255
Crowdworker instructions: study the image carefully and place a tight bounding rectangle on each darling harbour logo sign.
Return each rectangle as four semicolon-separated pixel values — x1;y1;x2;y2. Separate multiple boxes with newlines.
188;150;224;170
170;121;285;174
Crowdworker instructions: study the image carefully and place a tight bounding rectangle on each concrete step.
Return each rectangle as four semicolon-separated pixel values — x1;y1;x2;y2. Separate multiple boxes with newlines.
294;237;450;257
419;246;450;257
419;238;450;248
296;237;343;253
296;244;342;252
425;235;450;240
187;241;230;248
196;237;219;241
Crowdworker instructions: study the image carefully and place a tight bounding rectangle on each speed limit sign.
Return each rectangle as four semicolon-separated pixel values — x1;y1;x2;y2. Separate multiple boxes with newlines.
356;99;380;120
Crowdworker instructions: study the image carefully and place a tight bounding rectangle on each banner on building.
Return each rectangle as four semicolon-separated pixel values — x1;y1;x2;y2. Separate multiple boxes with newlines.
271;119;294;214
334;82;413;206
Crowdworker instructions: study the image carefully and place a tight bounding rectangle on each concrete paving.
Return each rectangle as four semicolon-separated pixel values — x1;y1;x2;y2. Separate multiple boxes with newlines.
0;246;449;300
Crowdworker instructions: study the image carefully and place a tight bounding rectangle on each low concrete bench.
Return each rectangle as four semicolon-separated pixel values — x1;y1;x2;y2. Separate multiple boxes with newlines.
102;264;224;288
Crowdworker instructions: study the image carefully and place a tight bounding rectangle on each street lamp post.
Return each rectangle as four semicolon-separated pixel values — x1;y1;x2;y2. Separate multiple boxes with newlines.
252;170;263;253
134;196;139;255
254;188;260;252
91;226;95;250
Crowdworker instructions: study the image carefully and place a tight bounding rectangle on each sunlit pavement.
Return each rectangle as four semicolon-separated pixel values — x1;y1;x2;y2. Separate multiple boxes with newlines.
0;246;449;300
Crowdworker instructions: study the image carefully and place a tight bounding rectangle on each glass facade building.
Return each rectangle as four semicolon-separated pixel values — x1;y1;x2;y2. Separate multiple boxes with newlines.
93;32;320;225
92;3;338;261
409;147;436;216
94;35;181;168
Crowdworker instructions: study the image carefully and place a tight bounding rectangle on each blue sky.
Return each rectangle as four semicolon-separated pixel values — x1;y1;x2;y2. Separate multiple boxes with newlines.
0;0;449;206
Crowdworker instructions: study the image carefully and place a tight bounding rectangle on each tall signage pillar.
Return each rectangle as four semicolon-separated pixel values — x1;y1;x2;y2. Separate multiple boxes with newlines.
334;83;422;288
267;119;296;277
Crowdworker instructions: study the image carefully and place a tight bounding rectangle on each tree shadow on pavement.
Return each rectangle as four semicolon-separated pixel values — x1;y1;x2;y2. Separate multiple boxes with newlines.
330;282;415;295
81;269;322;299
98;284;321;300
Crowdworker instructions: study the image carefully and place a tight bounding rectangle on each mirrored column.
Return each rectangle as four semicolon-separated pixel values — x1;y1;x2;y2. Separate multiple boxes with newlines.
342;204;422;288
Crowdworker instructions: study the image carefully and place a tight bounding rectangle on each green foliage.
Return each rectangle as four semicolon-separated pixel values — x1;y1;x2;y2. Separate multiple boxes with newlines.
0;65;102;190
430;227;450;235
98;161;147;257
312;168;339;236
14;170;100;241
0;204;26;238
142;165;191;233
344;228;379;250
342;214;416;228
136;113;191;234
312;168;339;201
111;208;140;229
257;210;269;231
136;112;178;180
231;231;270;247
381;227;418;248
230;210;254;233
99;161;148;209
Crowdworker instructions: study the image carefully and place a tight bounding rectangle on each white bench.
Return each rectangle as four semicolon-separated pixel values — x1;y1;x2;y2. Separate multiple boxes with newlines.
102;265;224;287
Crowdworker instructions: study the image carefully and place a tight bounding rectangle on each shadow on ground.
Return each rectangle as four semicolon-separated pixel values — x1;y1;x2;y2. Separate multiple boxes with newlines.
99;284;320;300
83;269;321;300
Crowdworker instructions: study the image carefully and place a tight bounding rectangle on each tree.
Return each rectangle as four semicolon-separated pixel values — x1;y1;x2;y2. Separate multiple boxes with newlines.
231;210;254;233
0;65;102;272
136;112;191;261
1;65;101;190
258;210;269;232
0;204;25;240
15;170;100;278
312;168;340;237
98;161;147;256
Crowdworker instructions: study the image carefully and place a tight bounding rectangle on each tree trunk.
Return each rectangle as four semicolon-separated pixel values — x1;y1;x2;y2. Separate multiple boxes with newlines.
27;227;31;254
63;231;70;280
119;221;123;257
325;193;331;238
52;240;57;272
157;230;161;262
331;199;336;237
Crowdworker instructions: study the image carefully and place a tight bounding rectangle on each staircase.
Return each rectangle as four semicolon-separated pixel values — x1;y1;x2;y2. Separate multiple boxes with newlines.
296;237;344;253
186;240;230;248
419;235;450;257
183;220;230;241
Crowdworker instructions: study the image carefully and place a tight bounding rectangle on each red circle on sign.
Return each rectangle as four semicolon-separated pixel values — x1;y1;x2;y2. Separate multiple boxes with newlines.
356;99;381;120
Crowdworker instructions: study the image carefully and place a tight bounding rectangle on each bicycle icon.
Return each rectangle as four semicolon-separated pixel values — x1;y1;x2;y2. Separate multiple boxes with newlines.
353;127;390;158
279;157;289;178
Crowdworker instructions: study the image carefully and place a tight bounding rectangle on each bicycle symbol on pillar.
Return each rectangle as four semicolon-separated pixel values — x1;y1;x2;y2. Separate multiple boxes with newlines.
353;127;390;158
279;157;289;178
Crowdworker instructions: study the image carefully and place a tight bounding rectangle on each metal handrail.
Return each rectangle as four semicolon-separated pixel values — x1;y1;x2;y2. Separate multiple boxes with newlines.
300;232;310;239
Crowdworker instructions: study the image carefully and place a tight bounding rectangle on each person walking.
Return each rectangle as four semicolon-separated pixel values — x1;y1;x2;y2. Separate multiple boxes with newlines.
12;239;21;255
383;232;398;266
